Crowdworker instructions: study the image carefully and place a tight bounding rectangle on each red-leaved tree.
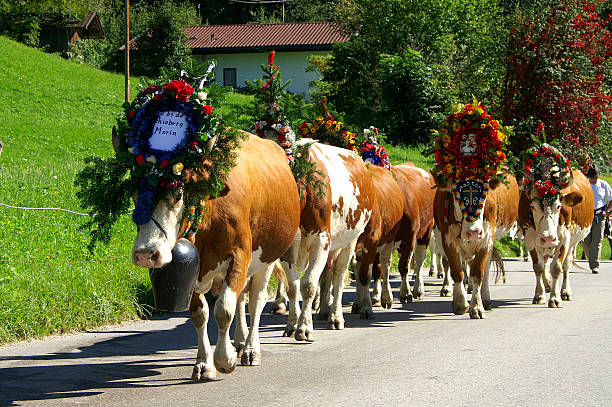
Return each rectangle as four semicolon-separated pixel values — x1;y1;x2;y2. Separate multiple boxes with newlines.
502;0;612;169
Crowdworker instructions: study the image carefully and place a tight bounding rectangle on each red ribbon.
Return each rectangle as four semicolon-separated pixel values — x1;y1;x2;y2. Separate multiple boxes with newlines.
319;98;334;121
262;66;278;90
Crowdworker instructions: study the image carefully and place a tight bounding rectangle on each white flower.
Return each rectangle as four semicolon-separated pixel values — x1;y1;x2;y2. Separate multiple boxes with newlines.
551;166;559;172
197;91;207;101
128;147;135;154
363;128;370;135
146;155;157;164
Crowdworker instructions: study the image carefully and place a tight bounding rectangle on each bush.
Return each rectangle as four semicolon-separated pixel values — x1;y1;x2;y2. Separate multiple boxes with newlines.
67;39;112;68
378;51;453;144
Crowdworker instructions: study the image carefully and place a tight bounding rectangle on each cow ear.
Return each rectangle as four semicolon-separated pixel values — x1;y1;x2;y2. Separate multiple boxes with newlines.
562;191;583;207
489;179;501;190
112;126;120;153
217;183;231;198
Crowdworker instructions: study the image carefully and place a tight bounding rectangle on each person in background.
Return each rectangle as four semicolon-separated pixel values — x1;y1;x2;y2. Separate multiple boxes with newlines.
582;164;612;274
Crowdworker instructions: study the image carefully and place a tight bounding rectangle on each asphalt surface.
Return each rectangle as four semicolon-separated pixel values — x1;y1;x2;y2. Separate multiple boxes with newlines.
1;258;611;407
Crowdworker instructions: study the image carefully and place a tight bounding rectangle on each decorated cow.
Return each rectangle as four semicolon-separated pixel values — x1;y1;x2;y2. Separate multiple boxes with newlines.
518;142;593;307
78;75;301;381
429;99;518;318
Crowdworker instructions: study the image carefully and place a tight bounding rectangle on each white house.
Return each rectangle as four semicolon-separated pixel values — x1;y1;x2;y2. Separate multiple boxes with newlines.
185;22;349;99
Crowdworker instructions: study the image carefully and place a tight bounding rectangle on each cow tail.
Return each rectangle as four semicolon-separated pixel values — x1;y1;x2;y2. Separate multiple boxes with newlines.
273;259;289;288
492;247;506;284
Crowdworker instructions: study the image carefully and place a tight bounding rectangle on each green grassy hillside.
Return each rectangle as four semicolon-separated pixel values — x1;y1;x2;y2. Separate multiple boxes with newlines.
0;36;150;343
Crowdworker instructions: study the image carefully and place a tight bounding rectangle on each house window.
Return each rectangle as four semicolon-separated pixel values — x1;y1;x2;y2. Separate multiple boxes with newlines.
223;68;237;88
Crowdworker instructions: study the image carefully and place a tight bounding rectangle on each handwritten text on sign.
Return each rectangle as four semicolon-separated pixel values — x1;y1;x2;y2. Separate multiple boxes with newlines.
149;111;188;152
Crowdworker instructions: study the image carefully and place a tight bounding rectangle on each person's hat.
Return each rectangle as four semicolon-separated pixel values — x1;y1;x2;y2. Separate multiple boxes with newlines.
586;164;599;178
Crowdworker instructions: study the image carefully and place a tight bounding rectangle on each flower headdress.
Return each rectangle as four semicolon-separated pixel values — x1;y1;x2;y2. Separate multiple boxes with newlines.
76;68;244;250
359;126;390;169
298;99;359;153
522;122;572;206
429;97;513;186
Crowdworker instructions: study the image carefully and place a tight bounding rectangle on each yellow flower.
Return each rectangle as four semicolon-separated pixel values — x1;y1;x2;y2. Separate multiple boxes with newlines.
480;123;486;129
315;116;324;122
173;162;184;175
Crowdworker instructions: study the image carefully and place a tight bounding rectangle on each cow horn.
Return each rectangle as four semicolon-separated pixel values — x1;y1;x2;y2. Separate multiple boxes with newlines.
205;134;218;152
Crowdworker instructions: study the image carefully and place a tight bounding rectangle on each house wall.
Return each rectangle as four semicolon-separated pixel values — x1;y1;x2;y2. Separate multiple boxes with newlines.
193;50;329;100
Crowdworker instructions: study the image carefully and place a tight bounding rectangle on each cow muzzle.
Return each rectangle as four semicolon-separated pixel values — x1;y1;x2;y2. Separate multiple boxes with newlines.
538;234;558;247
133;248;164;268
464;228;483;241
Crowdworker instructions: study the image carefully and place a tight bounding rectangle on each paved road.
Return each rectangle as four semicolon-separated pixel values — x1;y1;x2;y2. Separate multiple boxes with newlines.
1;259;611;406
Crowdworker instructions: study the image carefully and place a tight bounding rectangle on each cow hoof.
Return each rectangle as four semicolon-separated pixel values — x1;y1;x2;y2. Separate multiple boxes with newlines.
360;308;373;319
532;295;546;305
523;257;529;262
351;302;360;314
399;293;412;304
234;342;245;358
295;329;314;342
328;316;345;330
483;301;492;311
440;288;451;297
452;302;469;315
192;363;217;381
548;298;563;308
469;306;486;319
214;358;237;374
240;350;261;366
428;270;435;277
283;326;296;337
271;301;287;315
411;290;424;301
561;290;572;301
381;297;393;309
437;272;444;279
371;297;381;307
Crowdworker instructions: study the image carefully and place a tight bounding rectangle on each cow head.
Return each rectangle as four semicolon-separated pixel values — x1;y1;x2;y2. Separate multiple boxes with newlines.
449;179;502;242
524;174;581;247
112;127;219;268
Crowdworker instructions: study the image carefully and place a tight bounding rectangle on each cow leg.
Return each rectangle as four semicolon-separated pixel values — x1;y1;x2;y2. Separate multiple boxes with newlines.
354;244;378;319
529;249;547;304
379;243;395;309
443;240;469;315
233;284;249;357
561;248;573;301
371;255;383;306
241;263;274;366
318;263;333;320
398;241;415;304
411;243;428;300
295;236;331;342
271;262;288;315
190;291;217;381
467;250;489;319
213;281;239;373
549;246;567;308
329;244;356;328
440;256;451;297
481;255;493;310
281;261;300;337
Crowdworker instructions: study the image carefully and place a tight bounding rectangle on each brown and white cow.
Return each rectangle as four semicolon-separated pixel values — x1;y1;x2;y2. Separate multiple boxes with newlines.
351;164;404;318
126;133;301;380
433;175;519;318
281;139;374;341
393;164;436;304
518;169;593;307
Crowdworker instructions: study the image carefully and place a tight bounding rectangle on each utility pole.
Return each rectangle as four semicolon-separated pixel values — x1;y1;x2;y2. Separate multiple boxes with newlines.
124;0;130;102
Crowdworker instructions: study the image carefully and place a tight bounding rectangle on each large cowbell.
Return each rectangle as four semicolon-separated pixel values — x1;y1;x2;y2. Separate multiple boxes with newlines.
453;180;488;222
149;238;200;312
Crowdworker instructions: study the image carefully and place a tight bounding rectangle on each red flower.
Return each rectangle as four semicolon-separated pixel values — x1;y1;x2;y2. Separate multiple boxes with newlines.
153;93;164;102
533;151;539;157
176;83;194;102
191;141;199;150
160;159;169;168
202;105;213;115
135;155;145;165
524;178;530;185
128;110;135;120
268;50;275;66
550;188;557;195
525;166;531;173
163;79;186;94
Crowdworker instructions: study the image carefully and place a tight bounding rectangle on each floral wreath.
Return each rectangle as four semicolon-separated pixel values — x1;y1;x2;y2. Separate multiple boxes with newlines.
359;126;390;169
427;98;513;221
297;99;358;153
522;123;572;205
75;68;246;250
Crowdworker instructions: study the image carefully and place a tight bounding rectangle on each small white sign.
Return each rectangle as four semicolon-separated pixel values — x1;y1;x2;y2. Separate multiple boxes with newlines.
149;111;188;152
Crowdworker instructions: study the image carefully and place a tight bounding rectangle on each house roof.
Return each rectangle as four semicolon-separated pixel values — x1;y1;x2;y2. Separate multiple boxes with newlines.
40;11;105;38
185;22;350;53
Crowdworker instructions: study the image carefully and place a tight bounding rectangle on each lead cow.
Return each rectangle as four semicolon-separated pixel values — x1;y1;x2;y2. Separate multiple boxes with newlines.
433;176;519;318
125;133;301;380
518;168;593;307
